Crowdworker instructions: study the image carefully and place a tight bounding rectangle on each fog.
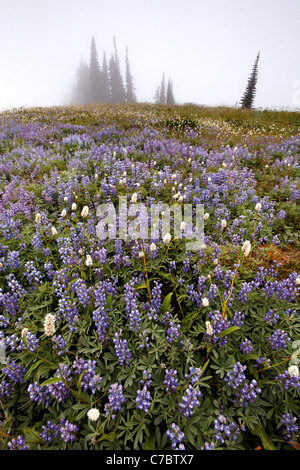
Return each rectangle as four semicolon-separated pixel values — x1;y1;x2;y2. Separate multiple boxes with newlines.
0;0;299;111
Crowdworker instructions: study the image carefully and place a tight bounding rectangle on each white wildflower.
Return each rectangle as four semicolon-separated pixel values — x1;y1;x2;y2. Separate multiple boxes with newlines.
255;203;262;211
221;219;227;229
51;226;57;236
205;321;213;336
72;202;77;211
180;221;185;231
87;408;100;421
85;254;93;267
242;240;251;257
61;209;67;218
204;213;209;221
202;298;209;307
81;206;89;218
288;365;299;377
131;192;138;204
139;251;144;258
44;313;56;337
35;213;41;223
21;328;28;337
295;277;300;286
163;233;172;244
150;242;156;252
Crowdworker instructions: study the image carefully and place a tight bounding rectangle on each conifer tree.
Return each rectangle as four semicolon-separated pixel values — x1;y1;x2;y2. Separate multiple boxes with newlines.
89;36;104;103
72;59;91;104
125;46;137;103
153;86;160;104
109;37;126;103
159;73;166;104
166;78;175;105
102;51;111;103
240;51;260;109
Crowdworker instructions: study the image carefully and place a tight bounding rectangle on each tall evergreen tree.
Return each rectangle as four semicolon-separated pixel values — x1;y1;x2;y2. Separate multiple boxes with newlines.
72;59;91;104
125;46;137;103
240;51;260;109
109;37;126;103
89;36;102;103
102;51;111;103
153;86;160;104
166;78;175;105
159;73;166;104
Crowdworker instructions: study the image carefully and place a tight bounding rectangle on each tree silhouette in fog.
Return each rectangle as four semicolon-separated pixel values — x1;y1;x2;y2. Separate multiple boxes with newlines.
154;73;175;104
89;36;102;103
71;36;175;105
109;37;126;103
166;78;175;105
125;46;137;103
240;52;260;109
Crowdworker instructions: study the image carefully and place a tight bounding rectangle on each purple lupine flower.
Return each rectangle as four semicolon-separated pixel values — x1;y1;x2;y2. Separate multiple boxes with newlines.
268;329;291;350
166;321;180;344
136;385;151;413
113;329;131;365
164;369;178;392
59;418;79;443
104;382;126;419
179;384;202;418
280;413;298;441
166;423;185;450
240;338;253;354
7;435;30;450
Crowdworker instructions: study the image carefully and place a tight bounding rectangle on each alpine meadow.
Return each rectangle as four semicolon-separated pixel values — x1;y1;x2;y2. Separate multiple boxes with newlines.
0;100;299;451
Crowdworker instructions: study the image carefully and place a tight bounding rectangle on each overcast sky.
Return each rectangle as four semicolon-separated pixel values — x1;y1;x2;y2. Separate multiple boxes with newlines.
0;0;299;111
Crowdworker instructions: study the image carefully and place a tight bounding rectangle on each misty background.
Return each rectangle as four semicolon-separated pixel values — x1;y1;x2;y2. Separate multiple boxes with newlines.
0;0;299;111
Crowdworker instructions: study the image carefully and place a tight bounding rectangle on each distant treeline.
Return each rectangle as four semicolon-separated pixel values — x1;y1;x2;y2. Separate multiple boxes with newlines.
71;36;175;105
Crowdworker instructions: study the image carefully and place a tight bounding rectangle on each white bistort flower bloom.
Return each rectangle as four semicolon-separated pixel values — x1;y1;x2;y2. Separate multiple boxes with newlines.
202;298;209;307
204;213;209;220
131;192;138;204
163;233;172;244
35;213;41;223
44;313;56;337
205;321;213;336
150;242;156;252
255;202;262;211
51;226;57;236
61;209;67;218
85;254;93;267
295;277;300;286
72;203;77;211
242;240;251;257
87;408;100;421
180;221;185;231
221;219;227;229
288;365;299;377
139;251;144;258
81;206;89;218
